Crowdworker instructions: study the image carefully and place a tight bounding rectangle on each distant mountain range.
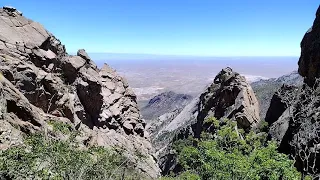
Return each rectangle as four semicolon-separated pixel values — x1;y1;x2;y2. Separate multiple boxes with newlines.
141;70;303;123
251;70;303;119
140;91;193;121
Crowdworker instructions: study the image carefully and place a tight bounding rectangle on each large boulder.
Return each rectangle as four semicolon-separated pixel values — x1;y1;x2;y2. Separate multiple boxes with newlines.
265;84;298;125
0;7;160;178
193;67;261;137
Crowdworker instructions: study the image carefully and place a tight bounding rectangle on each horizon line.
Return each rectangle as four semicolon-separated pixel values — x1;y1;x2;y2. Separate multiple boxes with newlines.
70;52;300;58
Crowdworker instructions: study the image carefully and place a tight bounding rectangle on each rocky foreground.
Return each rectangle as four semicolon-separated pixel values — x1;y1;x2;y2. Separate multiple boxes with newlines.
0;6;159;178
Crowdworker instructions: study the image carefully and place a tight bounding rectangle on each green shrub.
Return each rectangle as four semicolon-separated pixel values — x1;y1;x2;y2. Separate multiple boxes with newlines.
166;118;301;180
48;120;72;134
0;133;144;180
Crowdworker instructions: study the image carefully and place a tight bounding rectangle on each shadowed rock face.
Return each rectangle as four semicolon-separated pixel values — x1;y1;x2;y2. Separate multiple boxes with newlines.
298;5;320;86
141;91;193;121
265;84;298;126
267;6;320;177
0;7;159;178
251;71;303;119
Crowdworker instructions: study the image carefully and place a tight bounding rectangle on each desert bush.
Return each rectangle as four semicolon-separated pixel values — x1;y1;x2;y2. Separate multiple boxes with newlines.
164;118;301;180
0;133;143;180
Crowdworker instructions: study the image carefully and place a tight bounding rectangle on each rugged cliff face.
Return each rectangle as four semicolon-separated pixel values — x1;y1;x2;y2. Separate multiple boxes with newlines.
298;5;320;87
193;67;261;136
0;6;159;178
153;67;261;174
267;5;320;177
251;71;303;119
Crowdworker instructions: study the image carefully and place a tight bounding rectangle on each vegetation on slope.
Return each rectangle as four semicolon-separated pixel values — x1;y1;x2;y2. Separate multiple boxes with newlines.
0;128;144;180
163;118;304;180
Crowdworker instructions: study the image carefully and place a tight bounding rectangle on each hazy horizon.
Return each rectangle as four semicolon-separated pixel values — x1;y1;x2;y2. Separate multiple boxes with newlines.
92;56;299;101
2;0;319;56
86;53;299;61
0;1;310;101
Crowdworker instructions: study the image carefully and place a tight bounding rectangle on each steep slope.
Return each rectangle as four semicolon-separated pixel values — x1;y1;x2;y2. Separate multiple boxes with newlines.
0;6;159;178
251;71;303;119
141;91;193;121
267;6;320;177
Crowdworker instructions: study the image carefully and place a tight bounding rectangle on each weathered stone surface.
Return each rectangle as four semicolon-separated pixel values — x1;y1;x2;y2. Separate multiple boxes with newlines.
151;67;261;174
267;82;320;176
265;84;298;125
192;67;260;137
268;108;291;143
77;49;90;61
267;6;320;177
0;6;160;178
251;70;303;120
298;5;320;86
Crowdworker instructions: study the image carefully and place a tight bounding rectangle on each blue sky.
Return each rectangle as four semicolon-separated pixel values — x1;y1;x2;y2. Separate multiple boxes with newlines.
1;0;319;56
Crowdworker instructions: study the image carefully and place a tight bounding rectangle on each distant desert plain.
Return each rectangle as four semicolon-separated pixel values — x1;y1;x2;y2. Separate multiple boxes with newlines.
92;54;298;101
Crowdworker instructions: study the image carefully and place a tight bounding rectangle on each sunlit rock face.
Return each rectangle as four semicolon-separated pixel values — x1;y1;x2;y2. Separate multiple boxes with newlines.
0;6;160;178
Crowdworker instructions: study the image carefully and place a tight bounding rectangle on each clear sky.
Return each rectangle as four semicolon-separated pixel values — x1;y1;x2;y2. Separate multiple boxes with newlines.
1;0;319;56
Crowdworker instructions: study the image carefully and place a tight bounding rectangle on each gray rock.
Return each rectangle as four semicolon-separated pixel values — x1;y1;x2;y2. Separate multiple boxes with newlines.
269;108;290;143
77;49;90;61
193;67;260;136
153;67;260;175
0;7;160;178
251;71;303;119
3;6;16;11
298;5;320;86
123;121;134;133
141;91;193;121
266;6;320;177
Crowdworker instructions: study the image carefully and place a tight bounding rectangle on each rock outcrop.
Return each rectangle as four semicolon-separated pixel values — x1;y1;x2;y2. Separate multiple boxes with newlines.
251;71;303;119
152;67;261;174
0;7;159;178
298;5;320;86
193;67;260;137
265;84;299;126
267;6;320;177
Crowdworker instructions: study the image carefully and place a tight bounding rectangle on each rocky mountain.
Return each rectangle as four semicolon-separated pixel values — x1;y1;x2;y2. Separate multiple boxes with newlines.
251;71;303;119
148;67;261;174
2;4;320;179
144;70;303;162
140;91;192;121
266;6;320;177
0;6;159;178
